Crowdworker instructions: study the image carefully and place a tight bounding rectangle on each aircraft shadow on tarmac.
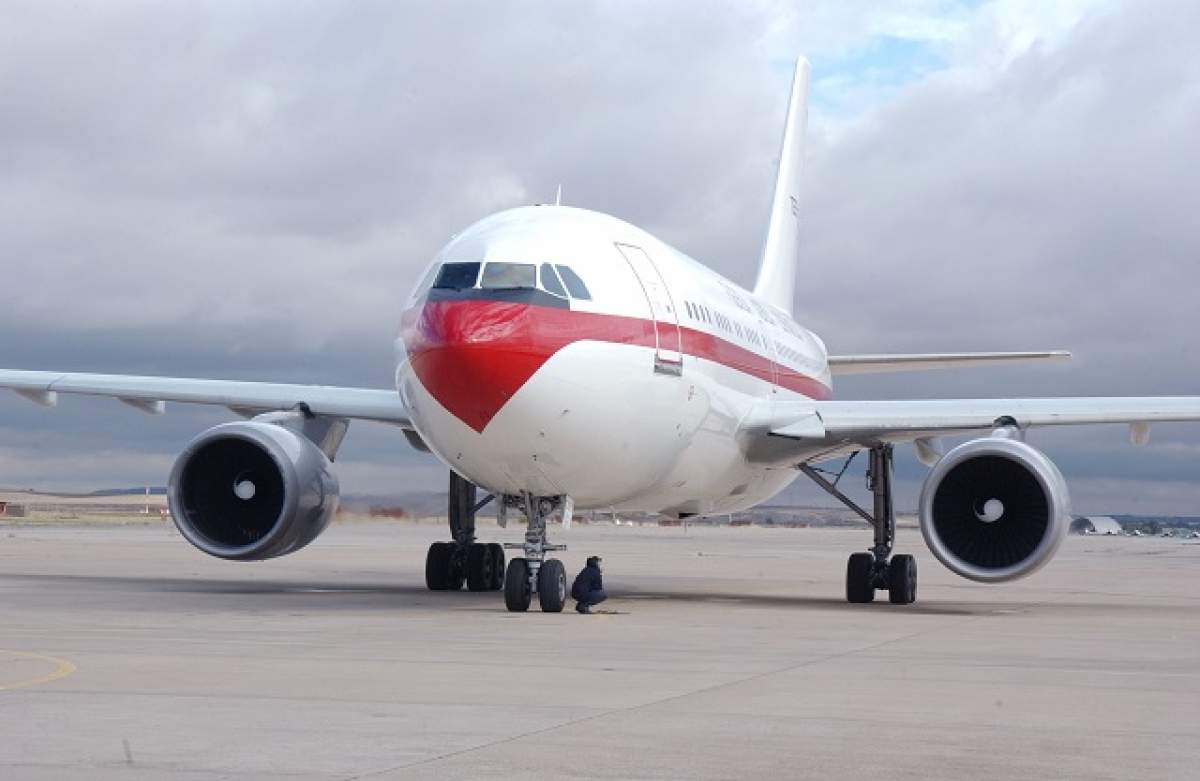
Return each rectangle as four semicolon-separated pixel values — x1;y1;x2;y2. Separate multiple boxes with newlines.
1;571;1145;618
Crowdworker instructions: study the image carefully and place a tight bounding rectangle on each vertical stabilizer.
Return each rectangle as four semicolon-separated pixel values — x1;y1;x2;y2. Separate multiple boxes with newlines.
753;57;810;316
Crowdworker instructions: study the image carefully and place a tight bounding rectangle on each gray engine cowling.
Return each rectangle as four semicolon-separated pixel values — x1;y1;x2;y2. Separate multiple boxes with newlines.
167;421;339;561
918;437;1070;583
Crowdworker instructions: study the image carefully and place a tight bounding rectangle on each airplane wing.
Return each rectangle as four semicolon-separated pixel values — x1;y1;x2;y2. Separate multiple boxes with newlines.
757;397;1200;465
827;351;1071;376
0;369;411;426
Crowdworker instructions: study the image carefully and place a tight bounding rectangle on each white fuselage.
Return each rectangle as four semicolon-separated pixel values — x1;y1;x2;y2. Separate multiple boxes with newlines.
395;205;831;516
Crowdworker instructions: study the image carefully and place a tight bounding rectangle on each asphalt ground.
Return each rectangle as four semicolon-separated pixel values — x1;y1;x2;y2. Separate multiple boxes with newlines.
1;520;1198;779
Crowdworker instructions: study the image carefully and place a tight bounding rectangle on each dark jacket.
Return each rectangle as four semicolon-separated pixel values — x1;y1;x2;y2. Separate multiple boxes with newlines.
571;564;603;600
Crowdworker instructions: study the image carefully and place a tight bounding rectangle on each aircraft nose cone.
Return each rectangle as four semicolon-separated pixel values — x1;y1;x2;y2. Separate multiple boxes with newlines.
403;298;552;432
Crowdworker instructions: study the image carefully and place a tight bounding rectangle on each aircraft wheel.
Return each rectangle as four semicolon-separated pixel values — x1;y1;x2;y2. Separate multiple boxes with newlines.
846;552;876;603
537;558;567;613
487;543;506;591
466;543;493;592
446;547;466;591
425;542;453;591
888;554;917;605
504;558;532;612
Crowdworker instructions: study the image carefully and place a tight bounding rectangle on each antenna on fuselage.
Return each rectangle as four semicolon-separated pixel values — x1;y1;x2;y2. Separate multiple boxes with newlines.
555;184;563;206
753;56;810;317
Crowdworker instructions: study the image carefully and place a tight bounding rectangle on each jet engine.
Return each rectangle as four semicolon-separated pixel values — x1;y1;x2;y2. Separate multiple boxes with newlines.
918;436;1070;582
167;420;339;561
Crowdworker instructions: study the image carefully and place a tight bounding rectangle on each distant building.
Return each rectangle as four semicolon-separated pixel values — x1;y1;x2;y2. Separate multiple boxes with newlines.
1070;516;1123;535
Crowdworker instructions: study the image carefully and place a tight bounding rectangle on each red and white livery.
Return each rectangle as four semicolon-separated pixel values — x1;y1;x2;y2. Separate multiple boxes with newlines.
4;58;1199;611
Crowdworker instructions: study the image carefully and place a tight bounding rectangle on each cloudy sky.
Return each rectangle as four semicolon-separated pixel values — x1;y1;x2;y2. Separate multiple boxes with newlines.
1;0;1198;514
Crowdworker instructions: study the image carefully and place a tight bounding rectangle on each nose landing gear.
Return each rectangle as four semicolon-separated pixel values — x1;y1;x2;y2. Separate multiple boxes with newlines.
800;444;917;605
502;493;568;613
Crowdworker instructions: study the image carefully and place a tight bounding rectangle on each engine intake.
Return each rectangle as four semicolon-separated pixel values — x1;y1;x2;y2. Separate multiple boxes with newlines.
168;421;339;560
919;437;1070;582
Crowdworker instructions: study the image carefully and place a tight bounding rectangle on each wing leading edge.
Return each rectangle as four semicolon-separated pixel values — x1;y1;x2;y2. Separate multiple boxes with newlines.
755;396;1200;466
0;369;410;426
827;351;1071;376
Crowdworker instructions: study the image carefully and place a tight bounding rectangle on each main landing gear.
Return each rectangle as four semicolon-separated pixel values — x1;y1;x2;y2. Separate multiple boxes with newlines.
425;471;505;592
799;444;917;605
502;494;568;613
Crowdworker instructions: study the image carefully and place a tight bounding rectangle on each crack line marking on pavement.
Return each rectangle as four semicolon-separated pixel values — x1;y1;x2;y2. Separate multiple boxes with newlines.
0;649;78;692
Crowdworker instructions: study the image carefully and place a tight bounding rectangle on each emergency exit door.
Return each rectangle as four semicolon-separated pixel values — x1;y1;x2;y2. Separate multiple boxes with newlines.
615;243;683;375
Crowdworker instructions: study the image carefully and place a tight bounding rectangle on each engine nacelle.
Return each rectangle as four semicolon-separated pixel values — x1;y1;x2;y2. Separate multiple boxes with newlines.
168;421;339;561
918;437;1070;582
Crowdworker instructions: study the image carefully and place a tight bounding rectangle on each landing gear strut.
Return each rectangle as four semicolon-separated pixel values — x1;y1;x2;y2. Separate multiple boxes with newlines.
425;471;505;592
502;493;568;613
800;444;917;605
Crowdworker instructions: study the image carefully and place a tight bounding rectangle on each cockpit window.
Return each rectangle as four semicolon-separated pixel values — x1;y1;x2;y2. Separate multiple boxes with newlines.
433;262;481;290
481;262;536;289
539;263;567;297
555;265;592;300
411;263;440;300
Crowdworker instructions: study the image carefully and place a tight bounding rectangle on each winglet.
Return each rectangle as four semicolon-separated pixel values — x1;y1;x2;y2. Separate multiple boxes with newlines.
753;57;810;316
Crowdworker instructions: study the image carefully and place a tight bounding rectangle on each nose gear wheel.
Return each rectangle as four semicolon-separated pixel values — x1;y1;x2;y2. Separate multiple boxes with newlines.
501;492;569;613
504;558;533;612
537;558;567;613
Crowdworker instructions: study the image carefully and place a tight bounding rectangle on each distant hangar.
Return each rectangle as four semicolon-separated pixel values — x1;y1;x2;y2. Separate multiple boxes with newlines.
1070;516;1124;535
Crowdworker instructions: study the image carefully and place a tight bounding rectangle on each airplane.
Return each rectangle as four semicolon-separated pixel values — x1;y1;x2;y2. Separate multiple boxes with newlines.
4;57;1200;612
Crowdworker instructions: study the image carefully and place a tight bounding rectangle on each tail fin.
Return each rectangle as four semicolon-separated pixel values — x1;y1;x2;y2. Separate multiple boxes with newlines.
753;57;810;316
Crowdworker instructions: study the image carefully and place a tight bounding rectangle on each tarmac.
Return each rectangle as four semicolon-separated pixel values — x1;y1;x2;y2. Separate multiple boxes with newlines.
1;520;1198;780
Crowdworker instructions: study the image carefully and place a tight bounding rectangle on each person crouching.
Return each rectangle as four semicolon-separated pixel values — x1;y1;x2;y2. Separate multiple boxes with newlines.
571;556;607;614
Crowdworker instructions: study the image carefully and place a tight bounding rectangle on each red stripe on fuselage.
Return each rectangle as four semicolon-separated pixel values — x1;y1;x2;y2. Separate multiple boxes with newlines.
402;299;831;433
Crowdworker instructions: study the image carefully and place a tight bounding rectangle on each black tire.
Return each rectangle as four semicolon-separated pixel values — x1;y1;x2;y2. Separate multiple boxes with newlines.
466;543;492;592
888;554;917;605
504;558;532;612
487;543;506;591
537;559;567;613
425;542;453;591
846;552;876;603
445;548;466;591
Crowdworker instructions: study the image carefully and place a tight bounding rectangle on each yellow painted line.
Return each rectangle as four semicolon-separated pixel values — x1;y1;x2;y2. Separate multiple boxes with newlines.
0;649;77;692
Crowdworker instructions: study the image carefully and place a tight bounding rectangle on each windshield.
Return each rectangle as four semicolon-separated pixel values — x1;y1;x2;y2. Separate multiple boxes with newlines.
540;263;567;297
555;265;592;300
433;262;481;290
480;262;536;289
425;260;591;301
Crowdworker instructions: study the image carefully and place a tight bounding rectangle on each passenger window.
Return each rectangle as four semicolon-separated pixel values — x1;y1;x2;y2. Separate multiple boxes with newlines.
540;263;567;297
433;262;481;290
481;262;536;289
555;265;592;300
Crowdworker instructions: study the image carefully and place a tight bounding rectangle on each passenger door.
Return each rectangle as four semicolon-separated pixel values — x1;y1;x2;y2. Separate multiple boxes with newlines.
615;243;683;375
